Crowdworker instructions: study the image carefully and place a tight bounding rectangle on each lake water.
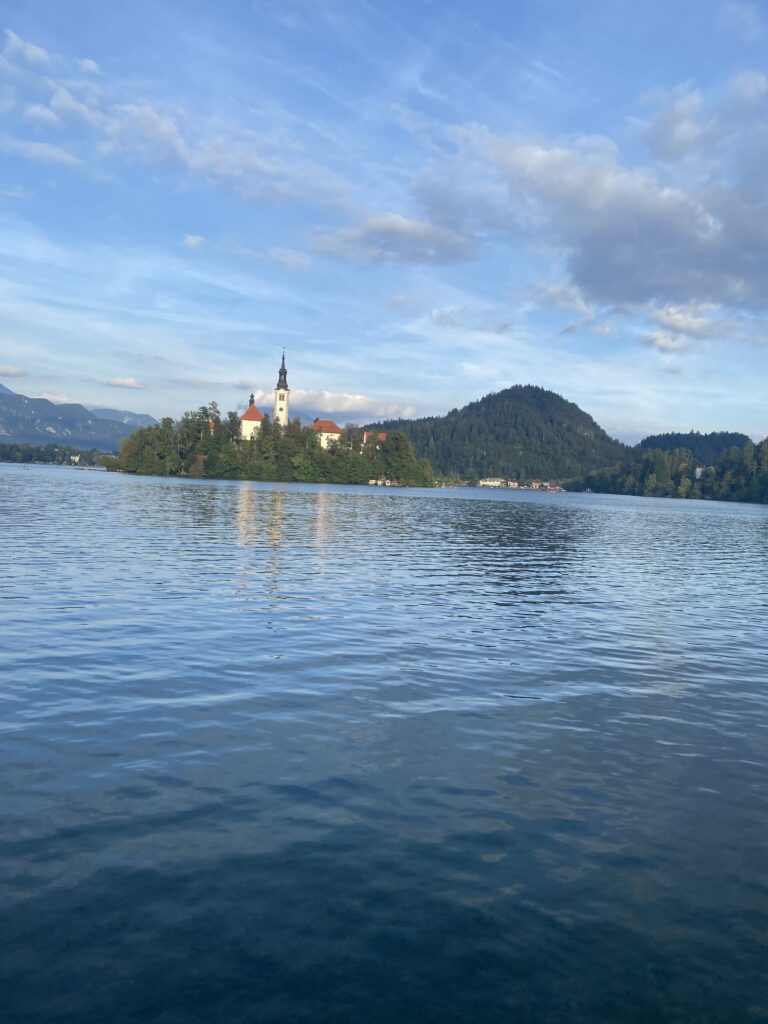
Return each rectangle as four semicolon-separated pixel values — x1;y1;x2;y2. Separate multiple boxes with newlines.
2;464;767;1023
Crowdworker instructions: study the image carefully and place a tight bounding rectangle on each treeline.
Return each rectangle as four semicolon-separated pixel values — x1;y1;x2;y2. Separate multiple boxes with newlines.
367;385;627;482
111;403;435;487
0;442;102;465
569;440;768;504
637;430;750;465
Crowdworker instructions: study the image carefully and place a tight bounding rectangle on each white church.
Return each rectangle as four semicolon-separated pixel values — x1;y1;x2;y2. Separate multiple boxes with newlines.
239;354;344;449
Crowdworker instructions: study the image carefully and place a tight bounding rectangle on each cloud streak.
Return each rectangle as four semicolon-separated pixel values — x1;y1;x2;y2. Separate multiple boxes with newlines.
103;377;147;390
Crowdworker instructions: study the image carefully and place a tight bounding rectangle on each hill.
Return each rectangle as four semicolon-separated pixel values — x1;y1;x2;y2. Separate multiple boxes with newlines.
569;438;768;504
366;385;627;481
0;388;135;450
637;431;750;465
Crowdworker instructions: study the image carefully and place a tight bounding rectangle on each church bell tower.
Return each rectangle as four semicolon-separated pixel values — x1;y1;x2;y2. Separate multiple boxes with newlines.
273;352;289;427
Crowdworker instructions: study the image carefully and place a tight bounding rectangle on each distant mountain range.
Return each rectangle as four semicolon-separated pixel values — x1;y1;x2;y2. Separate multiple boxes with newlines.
0;383;156;450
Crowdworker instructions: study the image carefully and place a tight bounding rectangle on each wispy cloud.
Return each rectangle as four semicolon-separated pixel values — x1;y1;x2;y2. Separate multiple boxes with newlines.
314;212;473;264
103;377;146;390
644;331;691;353
246;386;416;419
717;1;764;42
4;29;48;64
266;247;312;271
0;137;80;167
36;391;71;404
0;363;28;376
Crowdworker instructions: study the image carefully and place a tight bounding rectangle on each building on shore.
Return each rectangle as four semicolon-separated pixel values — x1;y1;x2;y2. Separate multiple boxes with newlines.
240;394;265;440
362;431;388;449
239;353;290;439
309;418;343;449
478;477;518;488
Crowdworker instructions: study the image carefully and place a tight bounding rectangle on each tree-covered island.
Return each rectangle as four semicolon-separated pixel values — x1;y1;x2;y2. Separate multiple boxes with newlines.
110;403;436;487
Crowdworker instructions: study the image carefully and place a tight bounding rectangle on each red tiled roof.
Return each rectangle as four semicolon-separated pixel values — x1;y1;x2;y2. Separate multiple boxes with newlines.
310;418;342;434
363;431;388;443
241;405;265;421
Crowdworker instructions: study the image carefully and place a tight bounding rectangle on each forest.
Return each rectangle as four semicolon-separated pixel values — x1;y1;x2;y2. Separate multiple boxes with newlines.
636;430;751;464
367;385;627;482
110;403;435;487
568;440;768;504
0;443;102;465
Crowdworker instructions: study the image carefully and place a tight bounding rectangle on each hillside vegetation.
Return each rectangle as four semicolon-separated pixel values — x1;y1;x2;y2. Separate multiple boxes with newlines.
637;430;750;464
569;440;768;503
367;385;626;481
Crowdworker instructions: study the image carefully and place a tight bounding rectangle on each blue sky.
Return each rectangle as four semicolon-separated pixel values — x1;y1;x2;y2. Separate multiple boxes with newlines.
0;0;767;439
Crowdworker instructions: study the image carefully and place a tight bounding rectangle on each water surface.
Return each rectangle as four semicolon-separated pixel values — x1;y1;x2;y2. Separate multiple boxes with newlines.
2;465;767;1022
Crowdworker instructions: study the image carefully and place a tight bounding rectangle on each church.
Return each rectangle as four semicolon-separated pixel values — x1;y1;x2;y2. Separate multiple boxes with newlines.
239;354;343;449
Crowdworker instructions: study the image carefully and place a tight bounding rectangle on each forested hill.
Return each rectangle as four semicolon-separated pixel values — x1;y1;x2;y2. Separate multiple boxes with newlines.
569;439;768;504
366;385;627;481
637;430;750;464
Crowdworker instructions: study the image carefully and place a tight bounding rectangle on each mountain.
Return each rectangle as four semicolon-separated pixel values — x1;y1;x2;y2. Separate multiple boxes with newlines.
0;381;17;395
89;407;157;428
366;385;627;481
637;430;750;465
0;390;137;450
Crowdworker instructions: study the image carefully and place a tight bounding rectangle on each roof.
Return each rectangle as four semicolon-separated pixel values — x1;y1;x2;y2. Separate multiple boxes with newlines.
241;405;265;422
363;431;388;443
310;418;342;434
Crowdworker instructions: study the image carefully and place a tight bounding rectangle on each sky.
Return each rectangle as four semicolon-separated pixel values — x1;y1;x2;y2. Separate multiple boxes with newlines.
0;0;767;440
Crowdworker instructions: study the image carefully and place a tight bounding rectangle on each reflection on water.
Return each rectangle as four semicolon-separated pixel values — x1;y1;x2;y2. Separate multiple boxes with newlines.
1;466;767;1024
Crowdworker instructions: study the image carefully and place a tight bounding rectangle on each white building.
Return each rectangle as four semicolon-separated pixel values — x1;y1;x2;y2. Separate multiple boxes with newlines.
274;352;289;427
309;418;343;449
240;393;265;440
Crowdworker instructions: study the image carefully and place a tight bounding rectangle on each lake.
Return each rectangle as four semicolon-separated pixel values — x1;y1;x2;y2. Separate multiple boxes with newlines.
1;464;767;1023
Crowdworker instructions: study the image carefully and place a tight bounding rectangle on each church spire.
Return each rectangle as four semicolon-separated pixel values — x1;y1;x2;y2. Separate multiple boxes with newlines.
273;351;289;427
276;351;288;391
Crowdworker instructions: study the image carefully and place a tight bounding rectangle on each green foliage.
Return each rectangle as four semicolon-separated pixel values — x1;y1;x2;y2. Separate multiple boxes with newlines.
365;385;626;482
0;443;102;465
569;439;768;505
637;430;750;465
112;405;435;487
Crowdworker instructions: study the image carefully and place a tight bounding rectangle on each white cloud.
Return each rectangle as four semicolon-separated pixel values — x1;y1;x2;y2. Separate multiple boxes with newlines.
37;391;71;404
246;386;416;419
78;58;99;73
50;85;106;128
266;247;312;271
644;331;690;353
0;137;80;167
727;70;768;102
717;1;763;42
0;363;28;376
533;281;594;317
314;212;473;264
104;377;146;390
649;304;716;336
646;86;711;160
182;234;205;248
24;104;63;128
4;29;48;64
